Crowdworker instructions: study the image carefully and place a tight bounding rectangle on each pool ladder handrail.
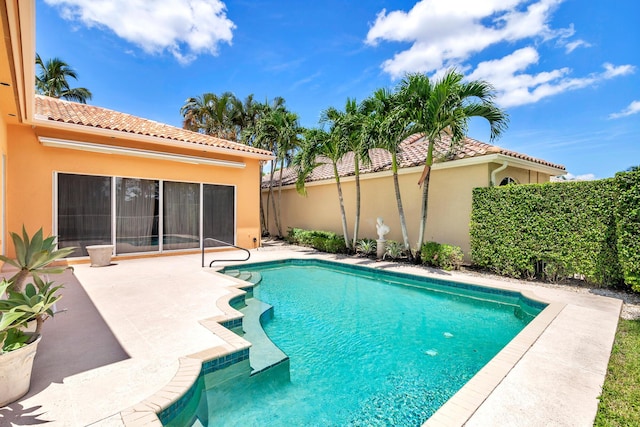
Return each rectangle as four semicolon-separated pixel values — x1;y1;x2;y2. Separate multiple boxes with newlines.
201;237;251;267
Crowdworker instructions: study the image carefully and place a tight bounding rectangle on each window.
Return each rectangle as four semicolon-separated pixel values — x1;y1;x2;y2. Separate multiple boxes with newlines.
57;173;112;256
56;173;235;256
499;177;518;186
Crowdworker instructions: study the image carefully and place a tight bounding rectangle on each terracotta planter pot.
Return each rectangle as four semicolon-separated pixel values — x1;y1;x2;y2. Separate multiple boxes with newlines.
0;335;41;406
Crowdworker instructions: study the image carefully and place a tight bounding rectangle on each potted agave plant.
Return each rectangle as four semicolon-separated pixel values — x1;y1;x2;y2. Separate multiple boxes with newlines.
0;227;74;406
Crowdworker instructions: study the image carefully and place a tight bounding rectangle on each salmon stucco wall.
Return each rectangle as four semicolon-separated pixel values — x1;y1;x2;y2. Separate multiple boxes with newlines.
264;162;491;259
5;124;262;257
0;114;6;255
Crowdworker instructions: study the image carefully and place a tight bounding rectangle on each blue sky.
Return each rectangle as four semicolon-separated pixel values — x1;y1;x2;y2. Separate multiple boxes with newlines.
36;0;640;179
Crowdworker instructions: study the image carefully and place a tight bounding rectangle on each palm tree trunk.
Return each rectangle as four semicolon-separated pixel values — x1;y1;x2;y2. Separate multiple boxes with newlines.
392;154;411;257
352;157;361;250
276;159;285;237
267;160;277;236
417;166;431;256
259;163;267;235
260;195;267;236
417;140;435;257
333;163;350;249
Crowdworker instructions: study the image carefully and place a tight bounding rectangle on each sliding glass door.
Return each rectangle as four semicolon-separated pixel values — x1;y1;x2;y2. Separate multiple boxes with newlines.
203;184;235;247
57;173;112;256
116;178;159;254
163;181;200;250
56;173;236;256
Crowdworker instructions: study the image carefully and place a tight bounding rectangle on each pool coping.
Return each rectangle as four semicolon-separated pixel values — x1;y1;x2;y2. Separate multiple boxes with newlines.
423;298;565;426
123;256;566;427
119;277;253;427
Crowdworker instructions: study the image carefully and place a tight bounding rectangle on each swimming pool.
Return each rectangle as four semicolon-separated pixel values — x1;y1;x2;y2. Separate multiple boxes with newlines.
161;259;546;426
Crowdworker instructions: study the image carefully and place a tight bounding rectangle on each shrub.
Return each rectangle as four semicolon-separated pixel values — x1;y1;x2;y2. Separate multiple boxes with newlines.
356;239;376;256
286;228;347;254
420;241;463;270
470;180;623;286
616;171;640;291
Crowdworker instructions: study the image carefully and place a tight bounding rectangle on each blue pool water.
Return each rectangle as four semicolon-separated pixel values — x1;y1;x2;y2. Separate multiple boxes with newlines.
164;260;544;426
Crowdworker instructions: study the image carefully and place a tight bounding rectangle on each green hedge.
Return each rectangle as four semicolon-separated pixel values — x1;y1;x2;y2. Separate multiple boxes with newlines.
470;180;623;286
616;171;640;291
287;228;348;254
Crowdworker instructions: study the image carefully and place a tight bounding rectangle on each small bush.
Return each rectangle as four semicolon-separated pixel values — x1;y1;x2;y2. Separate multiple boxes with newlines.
356;239;376;256
287;227;347;254
383;240;406;260
420;241;463;270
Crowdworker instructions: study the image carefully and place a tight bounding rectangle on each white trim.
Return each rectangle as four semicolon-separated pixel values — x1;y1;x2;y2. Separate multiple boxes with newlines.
158;180;164;253
199;183;204;250
52;171;57;246
233;185;238;246
432;153;565;176
33;119;274;161
111;177;117;249
39;137;247;169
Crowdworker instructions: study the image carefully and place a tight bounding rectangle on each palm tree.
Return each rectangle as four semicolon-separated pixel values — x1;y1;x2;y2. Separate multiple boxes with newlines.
180;92;238;139
294;128;350;248
321;99;369;250
361;88;413;255
398;70;508;253
230;94;259;143
254;99;297;237
35;53;92;103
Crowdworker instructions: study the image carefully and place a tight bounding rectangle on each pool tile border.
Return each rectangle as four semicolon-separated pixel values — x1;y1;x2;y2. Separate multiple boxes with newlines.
119;273;254;426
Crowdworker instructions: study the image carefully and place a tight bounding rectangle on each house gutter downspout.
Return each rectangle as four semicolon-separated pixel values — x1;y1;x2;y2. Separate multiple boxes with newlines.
490;161;509;186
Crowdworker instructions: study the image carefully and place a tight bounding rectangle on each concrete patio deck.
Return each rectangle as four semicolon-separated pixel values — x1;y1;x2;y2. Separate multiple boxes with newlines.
1;245;622;426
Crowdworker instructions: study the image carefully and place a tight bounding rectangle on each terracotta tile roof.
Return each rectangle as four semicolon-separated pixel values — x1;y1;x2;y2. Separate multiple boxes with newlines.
262;133;566;187
34;95;272;157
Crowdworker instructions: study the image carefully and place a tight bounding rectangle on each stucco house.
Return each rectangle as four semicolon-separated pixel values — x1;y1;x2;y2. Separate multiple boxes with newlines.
1;1;273;260
262;133;566;258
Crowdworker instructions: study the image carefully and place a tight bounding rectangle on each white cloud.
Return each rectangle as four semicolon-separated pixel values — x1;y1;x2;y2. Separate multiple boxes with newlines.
44;0;235;64
609;100;640;119
553;172;597;181
469;50;635;107
366;0;633;107
564;39;591;53
366;0;566;78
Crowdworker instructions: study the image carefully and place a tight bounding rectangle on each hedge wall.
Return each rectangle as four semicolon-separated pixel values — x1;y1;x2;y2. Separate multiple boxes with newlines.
470;179;623;286
616;171;640;291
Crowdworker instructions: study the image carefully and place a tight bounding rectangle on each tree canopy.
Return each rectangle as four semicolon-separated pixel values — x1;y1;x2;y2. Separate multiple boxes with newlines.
35;54;92;103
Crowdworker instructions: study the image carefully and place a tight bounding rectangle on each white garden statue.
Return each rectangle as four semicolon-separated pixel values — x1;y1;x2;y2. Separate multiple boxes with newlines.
376;217;390;241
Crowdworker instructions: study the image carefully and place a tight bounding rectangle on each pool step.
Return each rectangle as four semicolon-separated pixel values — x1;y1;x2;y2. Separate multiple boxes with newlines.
223;270;262;285
240;298;290;377
224;269;241;278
